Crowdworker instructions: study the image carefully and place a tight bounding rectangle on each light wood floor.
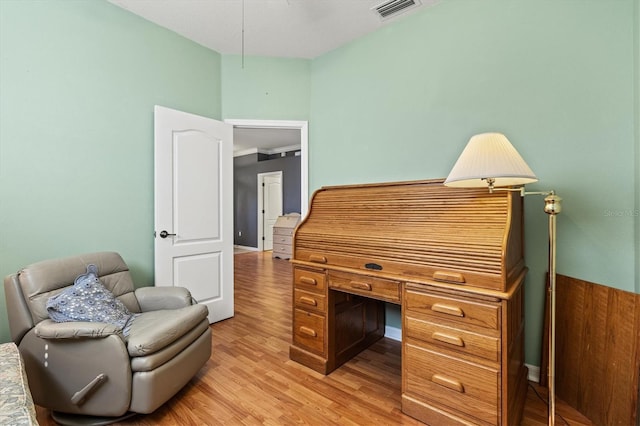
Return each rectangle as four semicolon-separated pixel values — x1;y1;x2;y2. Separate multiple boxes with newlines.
36;251;593;425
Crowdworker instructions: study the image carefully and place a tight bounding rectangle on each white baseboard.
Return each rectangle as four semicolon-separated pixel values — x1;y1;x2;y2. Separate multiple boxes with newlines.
234;245;259;251
385;325;402;341
526;364;540;383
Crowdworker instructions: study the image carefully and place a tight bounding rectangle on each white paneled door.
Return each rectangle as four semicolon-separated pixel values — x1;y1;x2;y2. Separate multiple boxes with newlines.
260;172;283;251
154;105;233;324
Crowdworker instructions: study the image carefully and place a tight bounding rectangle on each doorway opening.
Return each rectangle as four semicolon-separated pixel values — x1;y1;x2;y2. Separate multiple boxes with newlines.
225;119;308;217
227;119;308;252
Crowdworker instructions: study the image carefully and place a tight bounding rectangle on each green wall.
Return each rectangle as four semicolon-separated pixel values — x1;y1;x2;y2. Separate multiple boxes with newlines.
635;0;640;296
309;0;639;366
1;0;638;372
0;0;221;341
221;55;310;120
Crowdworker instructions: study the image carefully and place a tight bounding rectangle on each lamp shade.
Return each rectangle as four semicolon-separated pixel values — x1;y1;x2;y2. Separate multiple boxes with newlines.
444;132;538;188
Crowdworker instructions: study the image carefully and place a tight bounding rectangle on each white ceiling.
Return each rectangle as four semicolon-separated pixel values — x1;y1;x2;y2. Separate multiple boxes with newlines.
233;127;301;155
108;0;439;59
107;0;440;153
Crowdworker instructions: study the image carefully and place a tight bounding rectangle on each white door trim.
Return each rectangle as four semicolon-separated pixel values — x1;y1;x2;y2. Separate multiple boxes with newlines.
224;119;309;217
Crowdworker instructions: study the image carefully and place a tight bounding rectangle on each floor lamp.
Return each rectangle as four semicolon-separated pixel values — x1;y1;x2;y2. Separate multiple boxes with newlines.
444;132;562;426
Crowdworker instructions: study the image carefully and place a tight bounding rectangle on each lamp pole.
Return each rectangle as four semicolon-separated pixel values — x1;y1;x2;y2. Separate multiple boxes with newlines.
544;193;561;426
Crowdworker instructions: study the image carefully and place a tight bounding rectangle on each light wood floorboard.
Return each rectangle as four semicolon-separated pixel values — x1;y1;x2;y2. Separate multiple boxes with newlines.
36;251;593;425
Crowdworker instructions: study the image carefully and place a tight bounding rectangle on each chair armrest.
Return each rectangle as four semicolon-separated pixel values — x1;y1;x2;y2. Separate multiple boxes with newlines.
134;286;193;311
35;319;124;340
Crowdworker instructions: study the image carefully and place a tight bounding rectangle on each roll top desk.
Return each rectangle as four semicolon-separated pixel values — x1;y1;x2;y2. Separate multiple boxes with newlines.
289;179;528;425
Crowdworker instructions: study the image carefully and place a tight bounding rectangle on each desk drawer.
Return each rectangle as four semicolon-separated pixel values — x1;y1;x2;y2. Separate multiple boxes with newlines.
293;309;325;354
294;289;326;312
294;268;326;292
405;287;500;330
273;243;293;257
404;343;499;425
273;235;293;246
274;228;294;237
328;270;400;303
405;317;499;362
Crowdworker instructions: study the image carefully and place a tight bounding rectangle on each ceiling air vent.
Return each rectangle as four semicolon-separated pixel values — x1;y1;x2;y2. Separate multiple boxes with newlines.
372;0;422;20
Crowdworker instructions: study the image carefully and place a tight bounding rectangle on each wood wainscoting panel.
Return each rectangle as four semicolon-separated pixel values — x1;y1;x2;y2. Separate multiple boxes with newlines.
553;274;640;425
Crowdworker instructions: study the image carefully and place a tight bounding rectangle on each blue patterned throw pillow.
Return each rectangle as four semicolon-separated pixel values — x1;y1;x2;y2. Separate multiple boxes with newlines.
46;264;137;336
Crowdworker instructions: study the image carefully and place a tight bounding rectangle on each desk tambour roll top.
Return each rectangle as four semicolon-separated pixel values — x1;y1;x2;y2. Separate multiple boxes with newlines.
294;179;524;292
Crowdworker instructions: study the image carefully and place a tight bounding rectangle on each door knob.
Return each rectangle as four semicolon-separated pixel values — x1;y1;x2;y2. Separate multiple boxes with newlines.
159;230;176;238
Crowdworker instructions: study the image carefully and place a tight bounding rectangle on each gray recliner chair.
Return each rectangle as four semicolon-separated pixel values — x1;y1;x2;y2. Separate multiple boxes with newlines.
3;251;212;425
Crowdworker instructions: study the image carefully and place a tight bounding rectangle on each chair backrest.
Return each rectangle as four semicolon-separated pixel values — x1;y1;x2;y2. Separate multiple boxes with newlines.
4;252;142;343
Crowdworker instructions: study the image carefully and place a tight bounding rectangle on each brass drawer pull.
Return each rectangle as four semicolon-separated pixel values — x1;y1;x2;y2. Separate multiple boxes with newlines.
350;281;372;291
299;296;317;306
299;326;317;337
431;303;464;317
309;255;328;264
432;332;464;347
299;276;317;286
431;374;465;393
